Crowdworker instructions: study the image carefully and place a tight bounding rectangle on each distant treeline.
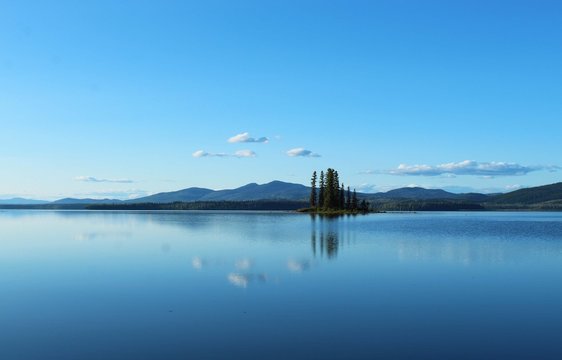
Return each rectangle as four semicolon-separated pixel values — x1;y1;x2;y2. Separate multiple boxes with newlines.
86;200;308;211
372;200;485;212
371;200;562;211
0;204;90;210
2;200;562;211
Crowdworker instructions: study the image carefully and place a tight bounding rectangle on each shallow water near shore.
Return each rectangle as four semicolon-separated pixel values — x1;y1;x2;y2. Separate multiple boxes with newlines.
1;210;562;359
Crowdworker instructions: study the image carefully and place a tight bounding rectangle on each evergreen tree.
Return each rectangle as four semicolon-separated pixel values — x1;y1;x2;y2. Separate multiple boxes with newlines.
346;186;351;210
333;171;340;209
318;171;325;208
310;171;317;208
351;189;358;210
360;199;369;212
324;168;335;209
339;183;345;210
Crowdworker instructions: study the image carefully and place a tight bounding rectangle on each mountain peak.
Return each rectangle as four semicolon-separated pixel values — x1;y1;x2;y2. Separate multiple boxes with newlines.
125;180;309;203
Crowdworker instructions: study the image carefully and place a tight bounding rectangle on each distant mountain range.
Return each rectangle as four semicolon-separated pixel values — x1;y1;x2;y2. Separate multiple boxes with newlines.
52;198;123;205
366;187;491;202
0;198;49;205
126;181;310;203
1;181;562;210
122;181;495;204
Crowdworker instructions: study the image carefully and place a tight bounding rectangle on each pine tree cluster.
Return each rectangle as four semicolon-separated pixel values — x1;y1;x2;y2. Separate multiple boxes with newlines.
309;169;369;212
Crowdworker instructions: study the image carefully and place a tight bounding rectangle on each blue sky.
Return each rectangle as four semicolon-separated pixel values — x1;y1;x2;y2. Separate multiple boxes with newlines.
1;0;561;200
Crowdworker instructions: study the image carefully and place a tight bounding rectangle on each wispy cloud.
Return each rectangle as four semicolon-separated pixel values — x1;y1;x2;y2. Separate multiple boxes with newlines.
192;150;229;158
355;183;378;193
358;170;376;175
228;132;269;143
286;148;321;158
234;149;256;158
192;149;256;158
74;189;150;199
75;176;134;183
371;160;559;177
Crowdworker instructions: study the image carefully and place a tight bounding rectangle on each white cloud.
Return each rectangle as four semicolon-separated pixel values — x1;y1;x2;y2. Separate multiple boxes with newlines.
441;173;457;179
228;132;269;143
192;150;231;158
358;170;376;175
375;160;558;177
355;183;378;193
193;149;256;158
234;149;256;158
505;184;524;191
192;150;208;158
75;176;134;184
286;148;321;158
73;189;149;200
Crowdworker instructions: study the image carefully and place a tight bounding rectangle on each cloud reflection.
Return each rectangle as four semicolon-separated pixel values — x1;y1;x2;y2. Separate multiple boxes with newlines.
74;231;132;242
235;258;253;270
287;259;311;272
227;273;267;288
228;273;250;288
192;256;206;270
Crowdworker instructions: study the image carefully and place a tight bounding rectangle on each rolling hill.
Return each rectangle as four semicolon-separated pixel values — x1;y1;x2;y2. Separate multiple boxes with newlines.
489;182;562;205
366;187;490;201
127;181;310;203
52;198;123;205
126;187;214;203
0;198;49;205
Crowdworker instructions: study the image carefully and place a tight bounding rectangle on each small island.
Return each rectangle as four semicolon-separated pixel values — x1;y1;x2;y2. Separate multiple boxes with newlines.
298;168;370;214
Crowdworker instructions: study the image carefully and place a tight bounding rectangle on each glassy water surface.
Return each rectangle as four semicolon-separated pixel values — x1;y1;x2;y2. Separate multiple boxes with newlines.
1;210;562;359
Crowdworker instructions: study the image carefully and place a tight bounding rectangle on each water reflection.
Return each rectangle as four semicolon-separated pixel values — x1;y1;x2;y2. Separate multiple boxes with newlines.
227;273;267;288
191;257;231;270
193;216;347;288
4;207;562;358
395;237;512;265
191;256;271;288
74;231;132;241
161;243;171;254
235;258;253;270
287;259;311;272
192;256;205;270
310;214;345;259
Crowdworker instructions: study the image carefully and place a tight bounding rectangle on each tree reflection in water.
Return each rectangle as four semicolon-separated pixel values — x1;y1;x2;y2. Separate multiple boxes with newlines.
310;214;345;259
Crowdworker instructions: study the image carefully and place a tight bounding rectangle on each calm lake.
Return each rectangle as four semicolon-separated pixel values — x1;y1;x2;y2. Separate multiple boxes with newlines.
1;210;562;359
